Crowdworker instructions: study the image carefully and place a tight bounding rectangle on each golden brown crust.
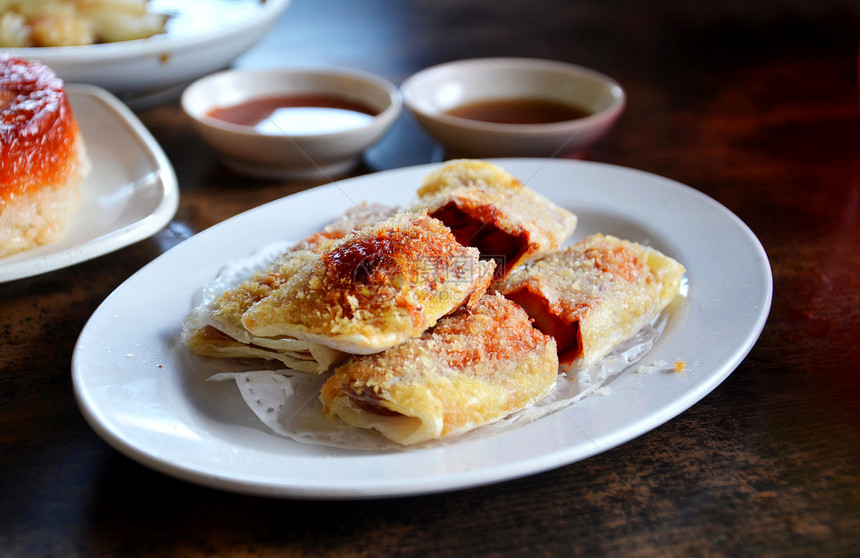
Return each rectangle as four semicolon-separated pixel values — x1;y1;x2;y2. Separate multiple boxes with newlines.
319;292;559;445
417;159;524;197
291;202;399;253
241;211;496;354
182;203;397;372
411;160;577;278
217;203;399;319
496;234;685;365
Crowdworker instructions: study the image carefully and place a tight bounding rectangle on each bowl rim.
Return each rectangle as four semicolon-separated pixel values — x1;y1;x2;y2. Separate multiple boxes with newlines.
400;57;626;135
4;0;293;63
181;66;403;140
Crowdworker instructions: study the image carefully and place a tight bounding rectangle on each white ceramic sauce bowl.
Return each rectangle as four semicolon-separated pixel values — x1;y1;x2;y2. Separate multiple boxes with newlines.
401;57;626;158
181;67;401;180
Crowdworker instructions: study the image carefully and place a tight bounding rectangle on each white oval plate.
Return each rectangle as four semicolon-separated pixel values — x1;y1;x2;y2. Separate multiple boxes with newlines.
72;159;772;499
5;0;291;102
0;85;178;283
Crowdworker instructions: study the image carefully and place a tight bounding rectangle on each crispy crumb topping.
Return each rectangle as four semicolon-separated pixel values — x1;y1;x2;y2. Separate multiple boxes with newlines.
241;211;496;353
496;234;685;365
320;292;559;443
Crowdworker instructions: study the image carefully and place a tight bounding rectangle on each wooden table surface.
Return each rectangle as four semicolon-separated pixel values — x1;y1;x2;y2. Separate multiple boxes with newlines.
2;0;859;556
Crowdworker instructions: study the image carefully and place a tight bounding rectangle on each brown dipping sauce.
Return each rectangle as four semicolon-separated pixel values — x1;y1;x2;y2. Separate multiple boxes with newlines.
446;97;592;124
207;94;378;135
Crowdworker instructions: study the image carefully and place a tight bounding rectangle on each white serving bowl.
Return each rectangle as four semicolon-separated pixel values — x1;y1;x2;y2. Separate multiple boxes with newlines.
181;67;401;180
7;0;292;105
401;57;626;158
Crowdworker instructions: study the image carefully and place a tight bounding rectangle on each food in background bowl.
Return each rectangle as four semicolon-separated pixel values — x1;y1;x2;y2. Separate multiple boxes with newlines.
0;0;167;47
0;54;88;257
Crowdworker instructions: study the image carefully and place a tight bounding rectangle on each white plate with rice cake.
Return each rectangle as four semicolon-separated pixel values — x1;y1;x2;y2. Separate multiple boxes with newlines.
72;158;772;499
0;84;178;283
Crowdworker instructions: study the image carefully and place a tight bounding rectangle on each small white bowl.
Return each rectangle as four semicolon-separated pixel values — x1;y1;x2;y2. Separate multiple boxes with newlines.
181;67;401;180
401;57;626;158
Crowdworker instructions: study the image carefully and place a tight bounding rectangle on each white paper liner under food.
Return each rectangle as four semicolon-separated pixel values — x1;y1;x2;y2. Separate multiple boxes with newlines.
198;316;668;451
190;244;686;451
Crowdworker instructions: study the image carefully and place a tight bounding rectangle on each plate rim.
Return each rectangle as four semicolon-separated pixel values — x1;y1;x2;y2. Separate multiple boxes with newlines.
0;84;179;283
71;158;773;499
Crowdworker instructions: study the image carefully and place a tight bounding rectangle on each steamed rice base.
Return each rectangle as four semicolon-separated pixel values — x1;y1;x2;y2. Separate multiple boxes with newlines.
0;121;88;258
0;175;81;257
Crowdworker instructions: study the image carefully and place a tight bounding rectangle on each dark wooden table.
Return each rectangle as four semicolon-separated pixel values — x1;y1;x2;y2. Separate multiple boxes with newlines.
2;1;859;556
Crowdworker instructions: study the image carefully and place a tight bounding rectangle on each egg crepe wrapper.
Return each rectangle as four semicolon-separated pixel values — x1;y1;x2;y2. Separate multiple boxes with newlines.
318;292;559;446
410;159;578;279
204;303;678;450
240;211;497;355
182;203;397;373
196;232;688;450
495;233;686;366
186;164;688;449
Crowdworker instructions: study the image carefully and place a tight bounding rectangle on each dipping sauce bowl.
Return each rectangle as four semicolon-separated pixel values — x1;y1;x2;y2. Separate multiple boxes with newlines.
400;57;626;158
182;67;401;179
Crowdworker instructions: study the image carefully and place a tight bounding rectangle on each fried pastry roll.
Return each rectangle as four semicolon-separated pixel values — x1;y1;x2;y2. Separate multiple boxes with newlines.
320;292;559;445
495;234;685;366
241;211;496;355
183;203;397;373
411;159;578;279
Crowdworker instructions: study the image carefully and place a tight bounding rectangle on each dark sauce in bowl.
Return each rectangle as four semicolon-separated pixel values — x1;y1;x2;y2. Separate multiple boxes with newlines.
445;97;591;124
208;94;379;134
